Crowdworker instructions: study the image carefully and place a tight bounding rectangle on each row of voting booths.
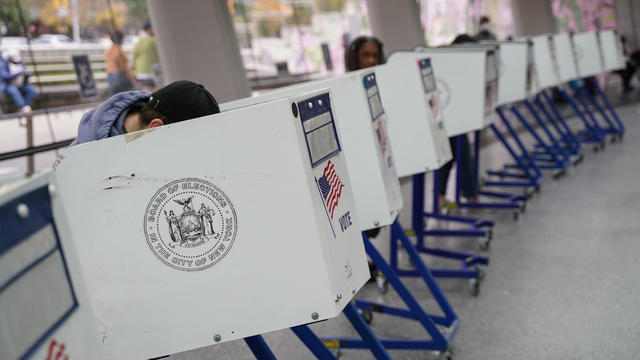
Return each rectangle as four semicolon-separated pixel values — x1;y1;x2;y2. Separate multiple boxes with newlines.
0;29;627;359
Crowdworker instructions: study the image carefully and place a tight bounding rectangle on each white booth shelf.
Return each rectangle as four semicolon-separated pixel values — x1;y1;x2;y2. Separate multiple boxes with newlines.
374;57;452;176
572;30;604;77
552;32;580;82
482;41;529;106
388;47;498;137
598;29;625;72
37;90;369;359
531;34;561;90
222;70;403;231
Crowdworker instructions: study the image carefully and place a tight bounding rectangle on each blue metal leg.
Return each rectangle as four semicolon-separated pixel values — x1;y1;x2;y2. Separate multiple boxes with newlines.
512;104;566;169
523;99;570;164
570;83;609;139
485;111;540;187
578;83;620;136
540;89;582;156
417;172;492;241
589;77;625;133
455;135;463;204
244;335;277;360
291;325;340;360
342;302;391;359
321;231;455;352
534;94;579;155
496;107;543;180
556;87;605;144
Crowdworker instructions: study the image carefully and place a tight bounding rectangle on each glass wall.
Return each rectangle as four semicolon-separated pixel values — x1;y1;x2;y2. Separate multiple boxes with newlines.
551;0;617;31
227;0;371;78
419;0;513;47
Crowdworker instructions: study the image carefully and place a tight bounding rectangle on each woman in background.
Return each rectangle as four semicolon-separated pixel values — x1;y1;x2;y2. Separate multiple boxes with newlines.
105;30;137;95
345;36;385;72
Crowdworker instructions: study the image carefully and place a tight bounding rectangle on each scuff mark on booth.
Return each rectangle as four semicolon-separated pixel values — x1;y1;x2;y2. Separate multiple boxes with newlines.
124;128;156;143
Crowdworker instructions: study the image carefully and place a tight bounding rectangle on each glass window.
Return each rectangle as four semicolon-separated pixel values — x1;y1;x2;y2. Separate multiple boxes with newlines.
227;0;372;83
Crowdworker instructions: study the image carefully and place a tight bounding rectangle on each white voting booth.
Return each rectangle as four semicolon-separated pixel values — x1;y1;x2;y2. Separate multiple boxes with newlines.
388;47;498;137
0;173;101;360
531;34;562;90
598;30;626;72
1;90;370;359
481;41;529;106
374;57;452;176
222;70;403;232
572;30;604;77
551;32;580;82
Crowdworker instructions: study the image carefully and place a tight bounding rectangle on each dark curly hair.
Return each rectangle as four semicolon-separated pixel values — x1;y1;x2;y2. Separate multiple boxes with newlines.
344;36;385;72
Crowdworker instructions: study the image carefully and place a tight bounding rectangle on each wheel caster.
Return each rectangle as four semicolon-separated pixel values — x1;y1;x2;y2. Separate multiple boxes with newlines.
474;265;487;281
520;202;527;213
469;278;480;296
358;308;373;325
593;146;599;153
513;211;519;221
478;236;490;250
434;349;453;360
376;273;388;294
487;228;493;241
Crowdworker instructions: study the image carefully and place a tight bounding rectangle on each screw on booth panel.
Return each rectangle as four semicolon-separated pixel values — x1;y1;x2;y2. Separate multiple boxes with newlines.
311;312;319;320
17;203;29;219
213;334;222;342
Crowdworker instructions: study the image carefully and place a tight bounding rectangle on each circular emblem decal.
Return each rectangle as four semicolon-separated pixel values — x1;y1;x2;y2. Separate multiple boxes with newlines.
435;77;452;109
144;178;238;271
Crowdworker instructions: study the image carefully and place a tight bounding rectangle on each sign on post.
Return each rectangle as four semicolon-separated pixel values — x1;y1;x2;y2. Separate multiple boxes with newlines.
71;54;97;99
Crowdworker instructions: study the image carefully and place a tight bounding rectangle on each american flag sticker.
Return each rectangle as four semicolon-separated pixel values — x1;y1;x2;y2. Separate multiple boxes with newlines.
375;121;388;156
317;160;344;219
429;93;439;119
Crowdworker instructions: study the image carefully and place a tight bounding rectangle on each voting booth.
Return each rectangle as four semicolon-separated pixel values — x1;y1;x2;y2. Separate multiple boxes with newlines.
572;31;604;77
0;173;101;360
389;47;498;137
222;70;403;232
551;32;580;82
481;41;529;106
2;90;370;360
598;30;625;72
374;57;452;176
531;34;561;90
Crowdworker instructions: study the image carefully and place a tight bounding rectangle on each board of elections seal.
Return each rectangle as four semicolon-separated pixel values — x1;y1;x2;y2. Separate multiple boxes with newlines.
144;178;238;271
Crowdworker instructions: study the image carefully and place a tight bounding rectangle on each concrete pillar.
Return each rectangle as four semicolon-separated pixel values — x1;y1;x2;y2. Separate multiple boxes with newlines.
146;0;251;102
365;0;425;55
511;0;556;37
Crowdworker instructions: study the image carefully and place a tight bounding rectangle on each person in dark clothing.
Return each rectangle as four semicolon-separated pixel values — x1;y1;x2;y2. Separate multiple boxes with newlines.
475;16;496;41
614;35;636;93
345;36;385;72
438;34;479;209
0;48;38;113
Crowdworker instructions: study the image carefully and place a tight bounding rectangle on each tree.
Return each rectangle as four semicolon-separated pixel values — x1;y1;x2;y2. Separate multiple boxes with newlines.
0;0;31;36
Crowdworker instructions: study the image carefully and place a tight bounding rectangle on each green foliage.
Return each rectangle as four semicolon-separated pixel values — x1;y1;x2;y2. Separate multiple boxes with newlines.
121;0;148;27
258;19;281;37
290;5;312;25
315;0;346;12
0;0;30;36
